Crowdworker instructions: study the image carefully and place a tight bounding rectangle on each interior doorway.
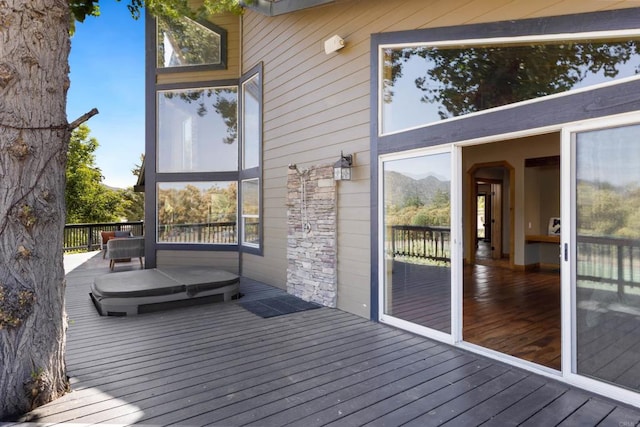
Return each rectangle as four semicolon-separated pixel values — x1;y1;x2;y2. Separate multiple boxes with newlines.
467;163;513;268
462;136;561;370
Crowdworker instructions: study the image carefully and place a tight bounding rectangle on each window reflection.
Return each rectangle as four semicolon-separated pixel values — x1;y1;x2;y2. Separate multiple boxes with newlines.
157;87;238;173
575;124;640;392
242;74;260;170
383;153;452;333
157;182;237;244
157;16;223;68
241;179;260;246
382;39;640;134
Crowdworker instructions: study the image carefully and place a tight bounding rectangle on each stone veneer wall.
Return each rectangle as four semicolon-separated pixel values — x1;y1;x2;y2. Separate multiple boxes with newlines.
286;165;337;307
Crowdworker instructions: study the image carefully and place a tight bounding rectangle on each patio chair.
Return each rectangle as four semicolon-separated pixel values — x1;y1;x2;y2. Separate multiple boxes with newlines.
100;230;132;258
106;236;144;270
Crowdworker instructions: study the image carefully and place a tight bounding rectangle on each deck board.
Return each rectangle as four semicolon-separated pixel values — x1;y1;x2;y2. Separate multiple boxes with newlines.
4;251;640;426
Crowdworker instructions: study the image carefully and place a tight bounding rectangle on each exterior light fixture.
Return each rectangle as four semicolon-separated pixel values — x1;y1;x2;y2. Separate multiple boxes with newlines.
333;151;353;181
324;35;345;54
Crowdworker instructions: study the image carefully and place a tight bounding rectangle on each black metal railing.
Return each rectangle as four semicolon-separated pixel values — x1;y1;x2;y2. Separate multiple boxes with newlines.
390;225;451;262
63;221;144;253
158;221;237;244
243;221;260;245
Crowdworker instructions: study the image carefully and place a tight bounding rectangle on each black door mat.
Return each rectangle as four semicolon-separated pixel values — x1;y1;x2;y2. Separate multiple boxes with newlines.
238;294;321;318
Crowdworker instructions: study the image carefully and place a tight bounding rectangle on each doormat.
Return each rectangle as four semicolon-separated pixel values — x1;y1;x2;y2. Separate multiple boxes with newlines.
238;294;321;318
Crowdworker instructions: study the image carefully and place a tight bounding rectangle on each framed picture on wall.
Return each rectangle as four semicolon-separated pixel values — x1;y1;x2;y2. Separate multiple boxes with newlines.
548;217;561;235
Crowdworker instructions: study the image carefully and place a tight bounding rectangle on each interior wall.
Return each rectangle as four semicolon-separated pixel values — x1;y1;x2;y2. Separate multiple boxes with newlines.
463;133;560;266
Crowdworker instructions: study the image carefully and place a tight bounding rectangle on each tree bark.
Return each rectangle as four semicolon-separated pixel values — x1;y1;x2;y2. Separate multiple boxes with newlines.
0;0;70;419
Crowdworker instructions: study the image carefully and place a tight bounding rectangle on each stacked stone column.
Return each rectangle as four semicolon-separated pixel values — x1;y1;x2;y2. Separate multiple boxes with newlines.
286;165;337;307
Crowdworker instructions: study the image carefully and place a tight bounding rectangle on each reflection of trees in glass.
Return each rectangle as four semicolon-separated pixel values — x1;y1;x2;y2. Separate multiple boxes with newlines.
162;87;237;144
384;171;450;227
385;40;640;119
157;15;221;67
242;180;259;215
578;181;640;238
158;183;237;226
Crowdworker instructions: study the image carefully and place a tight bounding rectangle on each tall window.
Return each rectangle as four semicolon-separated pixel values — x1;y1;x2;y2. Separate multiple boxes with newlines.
240;65;263;251
156;85;238;245
157;86;238;173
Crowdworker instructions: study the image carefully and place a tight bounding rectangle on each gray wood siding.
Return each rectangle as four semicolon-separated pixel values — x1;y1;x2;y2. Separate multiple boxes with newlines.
157;250;239;274
241;0;640;318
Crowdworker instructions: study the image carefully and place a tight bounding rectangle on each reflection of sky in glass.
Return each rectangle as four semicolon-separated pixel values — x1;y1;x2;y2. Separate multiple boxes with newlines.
577;124;640;187
157;16;221;68
382;39;640;135
242;75;260;169
384;153;451;181
158;87;238;173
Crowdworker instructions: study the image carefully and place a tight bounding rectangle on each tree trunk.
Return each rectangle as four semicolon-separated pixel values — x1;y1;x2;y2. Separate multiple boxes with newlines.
0;0;70;419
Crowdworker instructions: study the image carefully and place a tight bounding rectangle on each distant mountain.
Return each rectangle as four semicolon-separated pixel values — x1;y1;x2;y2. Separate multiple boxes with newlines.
384;171;449;207
101;183;125;192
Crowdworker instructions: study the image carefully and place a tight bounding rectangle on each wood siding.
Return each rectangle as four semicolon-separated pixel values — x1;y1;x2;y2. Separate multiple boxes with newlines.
157;249;239;274
241;0;640;317
148;0;640;318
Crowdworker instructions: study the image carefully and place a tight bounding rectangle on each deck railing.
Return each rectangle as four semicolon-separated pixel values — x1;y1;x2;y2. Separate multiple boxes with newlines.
158;221;237;244
577;235;640;296
390;225;451;262
63;221;144;253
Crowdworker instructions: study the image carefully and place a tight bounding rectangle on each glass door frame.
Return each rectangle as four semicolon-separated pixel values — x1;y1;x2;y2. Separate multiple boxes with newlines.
561;111;640;408
377;144;463;345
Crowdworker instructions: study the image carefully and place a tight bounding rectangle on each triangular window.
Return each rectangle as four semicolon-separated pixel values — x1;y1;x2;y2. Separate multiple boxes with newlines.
156;16;226;70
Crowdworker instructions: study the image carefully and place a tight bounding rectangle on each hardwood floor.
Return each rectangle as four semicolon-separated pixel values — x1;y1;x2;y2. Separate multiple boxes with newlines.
463;264;561;370
389;260;561;370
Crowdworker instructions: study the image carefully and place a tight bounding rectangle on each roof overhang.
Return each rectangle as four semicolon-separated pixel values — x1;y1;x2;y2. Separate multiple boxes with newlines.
240;0;335;16
134;160;145;193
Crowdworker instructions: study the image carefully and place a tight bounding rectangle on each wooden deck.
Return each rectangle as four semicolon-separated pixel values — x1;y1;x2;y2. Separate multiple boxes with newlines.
5;252;640;426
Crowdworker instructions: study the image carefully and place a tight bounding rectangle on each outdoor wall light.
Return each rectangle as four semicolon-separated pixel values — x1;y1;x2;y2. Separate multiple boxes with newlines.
333;151;353;181
324;35;345;54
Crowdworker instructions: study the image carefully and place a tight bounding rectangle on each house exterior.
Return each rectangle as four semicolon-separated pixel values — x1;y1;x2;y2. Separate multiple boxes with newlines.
145;0;640;408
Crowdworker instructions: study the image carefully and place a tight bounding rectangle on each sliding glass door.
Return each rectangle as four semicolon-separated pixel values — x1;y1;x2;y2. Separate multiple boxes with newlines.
379;147;455;337
565;117;640;393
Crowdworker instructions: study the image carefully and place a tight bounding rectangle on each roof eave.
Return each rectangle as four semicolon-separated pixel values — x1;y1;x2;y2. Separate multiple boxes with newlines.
240;0;335;16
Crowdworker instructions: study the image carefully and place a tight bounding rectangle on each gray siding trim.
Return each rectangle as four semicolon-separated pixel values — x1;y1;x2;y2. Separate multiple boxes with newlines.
156;79;239;91
378;79;640;155
239;62;264;259
155;243;239;252
372;7;640;45
369;7;640;321
156;172;239;182
145;10;158;268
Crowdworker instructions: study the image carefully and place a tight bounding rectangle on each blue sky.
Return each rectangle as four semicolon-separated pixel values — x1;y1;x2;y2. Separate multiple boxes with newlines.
67;1;145;189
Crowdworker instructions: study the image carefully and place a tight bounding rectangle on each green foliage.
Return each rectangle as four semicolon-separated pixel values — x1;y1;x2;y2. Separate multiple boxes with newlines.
386;41;640;119
119;188;145;221
70;0;242;23
65;125;125;223
577;181;640;239
158;183;237;226
387;188;451;227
